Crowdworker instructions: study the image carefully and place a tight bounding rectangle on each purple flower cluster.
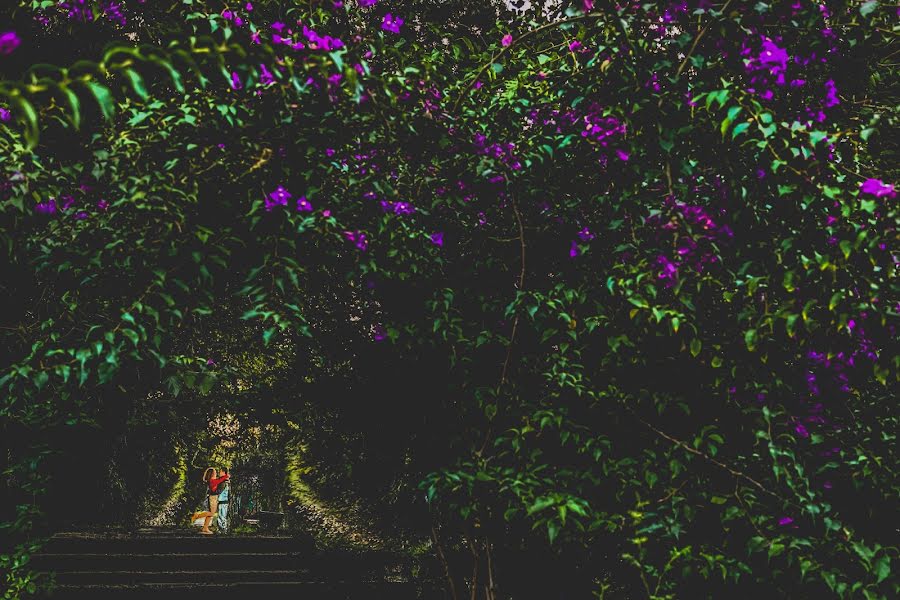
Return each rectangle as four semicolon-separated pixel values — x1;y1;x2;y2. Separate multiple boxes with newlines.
57;0;127;26
860;178;896;199
473;133;522;171
379;199;416;215
0;31;21;55
301;24;345;51
581;105;626;147
381;13;404;35
343;230;369;251
648;197;733;286
569;227;596;258
266;185;291;211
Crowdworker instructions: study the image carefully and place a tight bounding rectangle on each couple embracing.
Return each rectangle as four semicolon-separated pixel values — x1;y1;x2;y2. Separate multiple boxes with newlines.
190;467;230;535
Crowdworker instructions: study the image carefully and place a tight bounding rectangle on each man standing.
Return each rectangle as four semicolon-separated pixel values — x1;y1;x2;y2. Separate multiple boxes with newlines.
216;467;230;533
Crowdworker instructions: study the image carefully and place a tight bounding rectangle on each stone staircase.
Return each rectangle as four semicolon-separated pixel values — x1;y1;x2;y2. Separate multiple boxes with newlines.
32;528;434;598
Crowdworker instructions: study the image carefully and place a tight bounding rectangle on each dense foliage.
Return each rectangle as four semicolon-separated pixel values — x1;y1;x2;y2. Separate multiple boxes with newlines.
1;1;898;598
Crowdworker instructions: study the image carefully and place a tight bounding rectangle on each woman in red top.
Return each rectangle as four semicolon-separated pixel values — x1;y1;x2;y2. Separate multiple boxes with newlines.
190;467;229;534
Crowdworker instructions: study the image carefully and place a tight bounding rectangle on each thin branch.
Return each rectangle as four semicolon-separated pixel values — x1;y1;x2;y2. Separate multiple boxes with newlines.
635;413;786;504
675;0;736;78
478;194;526;456
431;525;459;600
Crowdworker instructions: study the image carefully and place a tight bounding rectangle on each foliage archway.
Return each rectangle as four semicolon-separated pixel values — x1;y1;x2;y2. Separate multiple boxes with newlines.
1;1;897;598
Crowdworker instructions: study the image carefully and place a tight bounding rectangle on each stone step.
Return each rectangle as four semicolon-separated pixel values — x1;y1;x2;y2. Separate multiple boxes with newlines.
42;533;313;555
40;581;427;599
31;553;308;573
52;569;315;585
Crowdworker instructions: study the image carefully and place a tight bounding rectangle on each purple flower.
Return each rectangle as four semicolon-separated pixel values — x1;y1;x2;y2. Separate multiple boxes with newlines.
0;31;21;56
373;324;387;341
206;358;217;366
824;79;839;107
860;178;896;198
758;38;789;73
259;63;275;85
266;185;291;211
97;199;109;210
381;13;404;34
656;255;678;286
501;34;513;47
344;230;369;251
615;149;630;162
296;196;313;212
230;71;243;90
778;517;794;526
322;209;331;218
245;2;254;10
35;198;57;215
0;107;10;122
569;240;579;258
74;211;89;220
576;227;595;242
359;0;378;6
430;232;444;247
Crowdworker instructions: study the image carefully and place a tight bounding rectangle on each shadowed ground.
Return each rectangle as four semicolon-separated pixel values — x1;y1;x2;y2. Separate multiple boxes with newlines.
33;527;439;599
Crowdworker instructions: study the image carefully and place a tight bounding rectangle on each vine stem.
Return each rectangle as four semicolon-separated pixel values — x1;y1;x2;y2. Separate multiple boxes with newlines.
675;0;736;78
634;413;790;505
478;194;525;456
431;525;459;600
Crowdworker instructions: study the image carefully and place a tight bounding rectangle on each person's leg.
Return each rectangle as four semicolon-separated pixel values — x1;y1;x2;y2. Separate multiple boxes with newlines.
206;496;219;532
217;502;228;532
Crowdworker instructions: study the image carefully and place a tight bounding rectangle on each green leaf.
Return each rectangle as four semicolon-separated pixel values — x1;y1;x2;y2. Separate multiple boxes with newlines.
59;84;82;129
121;328;139;347
828;291;843;311
731;122;750;139
528;497;556;515
744;329;757;351
690;338;702;357
874;554;890;584
860;1;878;17
839;240;852;259
547;520;560;544
122;68;149;101
85;81;115;120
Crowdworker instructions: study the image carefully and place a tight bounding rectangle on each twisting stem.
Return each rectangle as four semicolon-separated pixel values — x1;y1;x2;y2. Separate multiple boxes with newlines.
431;525;459;600
478;194;526;456
497;194;527;391
634;413;788;504
467;537;479;600
675;0;735;78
